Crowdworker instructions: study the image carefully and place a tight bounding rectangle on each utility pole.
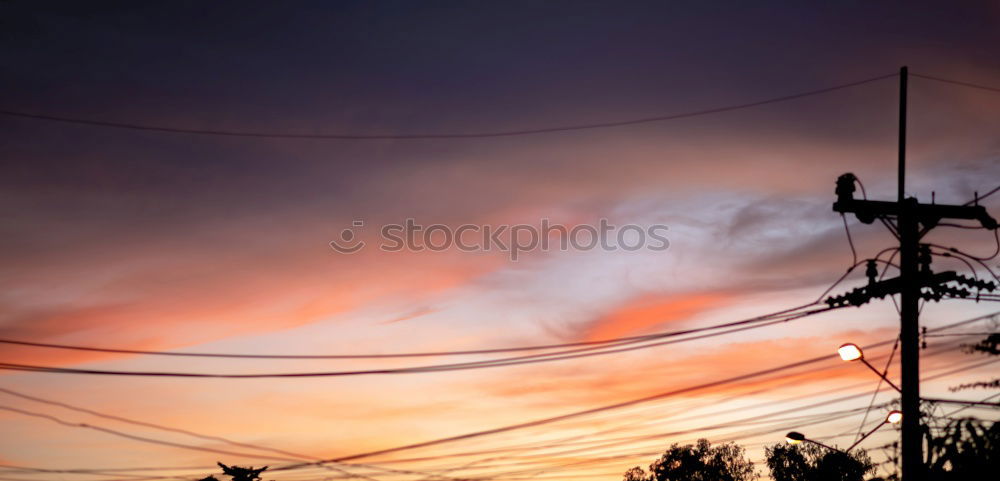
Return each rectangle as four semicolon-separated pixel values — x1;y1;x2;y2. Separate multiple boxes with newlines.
898;66;907;204
827;66;998;481
897;65;923;481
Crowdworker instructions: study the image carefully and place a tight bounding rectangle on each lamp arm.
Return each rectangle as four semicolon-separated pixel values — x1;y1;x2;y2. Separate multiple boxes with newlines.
847;421;886;451
860;358;902;393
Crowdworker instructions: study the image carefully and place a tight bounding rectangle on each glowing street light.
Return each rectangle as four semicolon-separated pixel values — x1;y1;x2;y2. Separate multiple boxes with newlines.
837;343;902;393
838;343;863;361
886;410;903;425
847;410;902;451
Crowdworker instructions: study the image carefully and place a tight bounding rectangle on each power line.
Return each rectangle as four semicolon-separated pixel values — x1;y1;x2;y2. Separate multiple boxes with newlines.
0;405;297;464
397;341;988;472
855;336;900;443
842;214;859;265
0;465;168;481
0;74;896;140
0;306;839;378
0;302;825;360
963;185;1000;206
0;387;308;460
0;401;864;481
180;390;887;480
373;366;892;468
1;289;989;477
263;311;999;471
0;388;460;481
923;332;997;337
410;398;901;481
941;392;1000;418
0;465;207;475
0;465;205;481
407;405;880;477
911;73;1000;95
485;357;1000;481
272;342;892;470
3;346;986;481
930;244;1000;280
0;306;987;479
473;399;884;470
0;476;165;481
0;407;439;481
371;356;997;481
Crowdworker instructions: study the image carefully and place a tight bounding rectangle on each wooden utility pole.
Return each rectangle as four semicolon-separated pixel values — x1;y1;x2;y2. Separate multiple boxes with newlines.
828;66;997;481
896;65;923;481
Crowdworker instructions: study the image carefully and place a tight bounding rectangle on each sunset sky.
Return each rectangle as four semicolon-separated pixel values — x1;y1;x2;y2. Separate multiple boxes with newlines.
1;2;999;480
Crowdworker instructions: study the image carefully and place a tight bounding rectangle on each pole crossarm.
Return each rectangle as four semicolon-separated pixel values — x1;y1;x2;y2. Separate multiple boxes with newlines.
834;173;998;230
827;172;998;311
824;270;996;308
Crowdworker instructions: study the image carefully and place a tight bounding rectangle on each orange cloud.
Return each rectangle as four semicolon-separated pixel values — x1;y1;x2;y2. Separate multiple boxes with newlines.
0;234;501;367
586;291;734;341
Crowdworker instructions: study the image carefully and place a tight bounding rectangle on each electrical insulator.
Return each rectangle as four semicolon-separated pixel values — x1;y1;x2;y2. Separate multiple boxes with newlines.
866;260;878;285
836;173;857;201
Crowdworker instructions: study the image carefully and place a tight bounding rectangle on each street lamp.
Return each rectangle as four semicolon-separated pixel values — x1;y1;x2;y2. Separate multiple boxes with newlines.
839;344;1000;405
838;343;902;393
784;431;805;445
847;410;902;451
886;410;903;424
784;431;842;453
837;343;863;361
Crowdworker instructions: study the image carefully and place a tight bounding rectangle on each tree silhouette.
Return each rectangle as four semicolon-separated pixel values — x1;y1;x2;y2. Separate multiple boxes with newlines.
623;466;649;481
873;409;999;480
765;442;874;481
621;439;757;481
923;417;999;480
623;466;648;481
